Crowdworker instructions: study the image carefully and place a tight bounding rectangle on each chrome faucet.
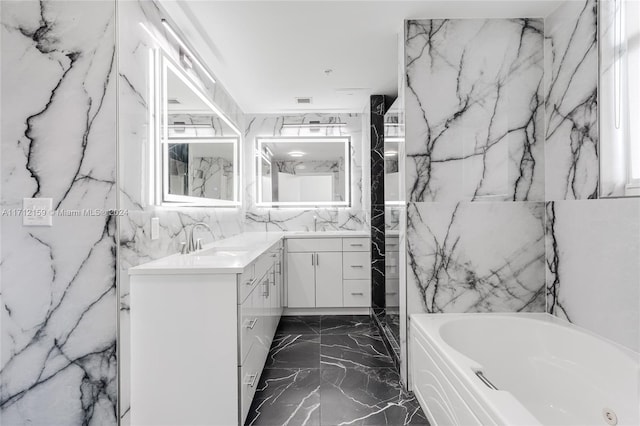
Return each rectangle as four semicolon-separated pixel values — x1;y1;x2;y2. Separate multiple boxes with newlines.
183;222;216;254
313;215;317;232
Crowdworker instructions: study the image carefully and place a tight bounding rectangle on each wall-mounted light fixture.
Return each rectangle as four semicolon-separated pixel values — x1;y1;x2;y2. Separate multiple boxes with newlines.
161;19;217;85
288;151;306;157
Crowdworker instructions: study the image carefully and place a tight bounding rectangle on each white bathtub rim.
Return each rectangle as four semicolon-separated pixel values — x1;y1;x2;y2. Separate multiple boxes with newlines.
410;317;543;426
409;312;640;426
410;312;639;362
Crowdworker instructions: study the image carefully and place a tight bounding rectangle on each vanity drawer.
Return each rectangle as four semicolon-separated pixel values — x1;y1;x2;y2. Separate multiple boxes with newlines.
239;285;262;364
240;342;268;424
342;252;371;279
238;264;256;304
342;238;369;252
287;238;342;252
255;251;277;282
343;280;371;307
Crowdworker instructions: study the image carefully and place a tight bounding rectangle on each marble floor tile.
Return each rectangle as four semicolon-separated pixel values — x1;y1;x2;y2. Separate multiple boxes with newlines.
265;334;321;369
319;366;428;426
320;333;395;369
246;368;321;426
276;316;321;336
247;316;428;426
321;315;378;335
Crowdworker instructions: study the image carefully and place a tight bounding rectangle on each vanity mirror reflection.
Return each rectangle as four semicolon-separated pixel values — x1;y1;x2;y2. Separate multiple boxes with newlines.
157;55;241;206
256;137;351;207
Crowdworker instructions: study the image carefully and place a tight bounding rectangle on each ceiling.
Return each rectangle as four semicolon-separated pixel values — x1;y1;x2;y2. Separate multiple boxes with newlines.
160;0;564;114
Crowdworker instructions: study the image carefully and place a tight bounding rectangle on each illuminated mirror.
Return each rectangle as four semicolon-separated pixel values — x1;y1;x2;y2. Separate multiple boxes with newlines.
158;54;241;206
256;137;351;207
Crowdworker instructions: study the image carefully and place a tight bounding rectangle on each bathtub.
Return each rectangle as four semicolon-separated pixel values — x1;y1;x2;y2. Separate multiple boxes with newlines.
409;313;639;426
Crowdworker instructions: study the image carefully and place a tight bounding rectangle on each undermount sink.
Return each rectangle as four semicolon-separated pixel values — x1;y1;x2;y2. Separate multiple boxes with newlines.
191;247;250;257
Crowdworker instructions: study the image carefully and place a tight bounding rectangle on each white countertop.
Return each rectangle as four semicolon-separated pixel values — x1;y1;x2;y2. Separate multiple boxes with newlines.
129;230;370;275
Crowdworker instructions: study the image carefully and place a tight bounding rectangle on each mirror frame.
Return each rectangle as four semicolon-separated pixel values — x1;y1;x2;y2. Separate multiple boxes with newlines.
255;136;351;208
156;53;242;207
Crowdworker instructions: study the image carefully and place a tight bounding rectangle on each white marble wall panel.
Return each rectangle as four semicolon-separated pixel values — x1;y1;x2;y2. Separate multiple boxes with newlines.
544;0;599;200
244;114;367;231
1;1;117;424
405;19;545;202
546;199;640;352
406;201;545;315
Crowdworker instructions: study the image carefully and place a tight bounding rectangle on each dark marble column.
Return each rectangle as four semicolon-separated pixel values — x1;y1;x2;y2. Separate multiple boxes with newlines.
370;95;387;317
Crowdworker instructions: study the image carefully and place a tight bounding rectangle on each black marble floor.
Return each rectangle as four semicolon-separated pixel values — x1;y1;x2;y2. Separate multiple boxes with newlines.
245;315;429;426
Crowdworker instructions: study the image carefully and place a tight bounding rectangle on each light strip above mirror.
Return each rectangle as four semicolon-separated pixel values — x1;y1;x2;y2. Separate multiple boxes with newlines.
161;19;217;85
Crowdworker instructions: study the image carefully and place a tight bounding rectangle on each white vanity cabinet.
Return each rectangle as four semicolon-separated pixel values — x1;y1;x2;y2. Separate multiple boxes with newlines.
286;238;343;307
130;239;283;426
286;237;370;308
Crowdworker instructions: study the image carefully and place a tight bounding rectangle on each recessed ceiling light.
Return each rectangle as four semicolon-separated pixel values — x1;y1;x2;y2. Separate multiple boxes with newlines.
288;151;305;157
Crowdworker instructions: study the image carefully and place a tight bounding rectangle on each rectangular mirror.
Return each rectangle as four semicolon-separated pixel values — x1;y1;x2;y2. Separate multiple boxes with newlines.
256;137;351;207
158;54;241;206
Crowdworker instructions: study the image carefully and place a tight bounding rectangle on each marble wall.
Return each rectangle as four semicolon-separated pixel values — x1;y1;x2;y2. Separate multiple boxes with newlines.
404;18;547;322
116;1;246;422
0;1;118;424
406;19;545;203
543;0;640;353
544;0;599;200
407;201;545;314
404;0;639;357
244;113;368;232
546;199;639;351
370;96;387;316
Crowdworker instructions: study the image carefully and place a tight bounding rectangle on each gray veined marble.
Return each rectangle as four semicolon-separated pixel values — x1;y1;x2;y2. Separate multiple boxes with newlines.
1;1;118;424
406;201;546;314
544;0;598;200
405;19;545;203
545;199;640;352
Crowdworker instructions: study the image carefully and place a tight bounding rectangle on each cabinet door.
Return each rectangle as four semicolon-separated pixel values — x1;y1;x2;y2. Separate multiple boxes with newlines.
287;252;316;307
315;252;343;307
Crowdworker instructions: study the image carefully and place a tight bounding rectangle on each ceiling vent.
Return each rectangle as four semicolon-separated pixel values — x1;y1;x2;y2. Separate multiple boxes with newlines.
296;97;312;105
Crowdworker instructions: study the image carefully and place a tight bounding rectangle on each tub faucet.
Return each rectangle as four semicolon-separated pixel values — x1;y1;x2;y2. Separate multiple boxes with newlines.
184;222;215;254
